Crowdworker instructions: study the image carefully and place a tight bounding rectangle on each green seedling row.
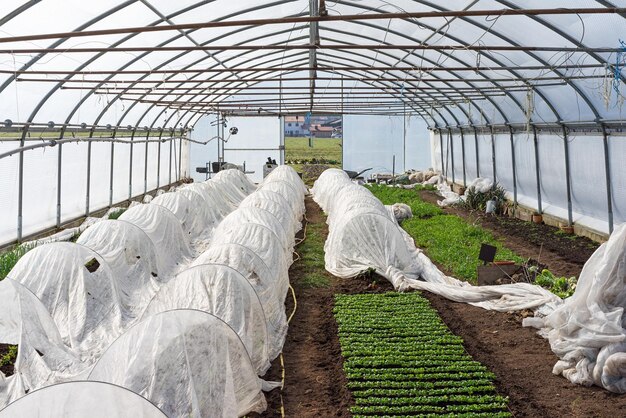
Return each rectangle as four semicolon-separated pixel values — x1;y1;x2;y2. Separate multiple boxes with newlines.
334;292;510;417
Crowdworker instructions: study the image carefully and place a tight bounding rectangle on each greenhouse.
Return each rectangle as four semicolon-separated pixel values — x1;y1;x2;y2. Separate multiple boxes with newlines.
0;1;626;417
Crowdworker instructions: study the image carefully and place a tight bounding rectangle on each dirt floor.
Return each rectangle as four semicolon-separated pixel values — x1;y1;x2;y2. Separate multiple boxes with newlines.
258;195;626;418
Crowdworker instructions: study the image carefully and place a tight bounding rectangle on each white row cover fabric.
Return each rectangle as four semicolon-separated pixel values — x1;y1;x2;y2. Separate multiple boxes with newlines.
76;220;162;317
0;381;167;418
142;264;270;375
192;245;288;361
0;166;305;415
150;193;195;237
0;169;305;417
119;204;192;274
5;243;125;357
523;224;626;393
88;309;266;418
214;169;258;195
312;168;626;393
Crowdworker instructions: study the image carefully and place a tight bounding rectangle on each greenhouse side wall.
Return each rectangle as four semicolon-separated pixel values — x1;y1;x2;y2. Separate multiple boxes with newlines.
0;137;189;247
431;129;625;237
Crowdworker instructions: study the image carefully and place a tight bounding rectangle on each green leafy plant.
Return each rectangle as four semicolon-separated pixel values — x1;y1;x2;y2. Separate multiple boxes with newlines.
459;183;507;213
533;268;577;299
0;345;17;368
334;293;510;417
108;209;126;220
0;243;36;280
366;184;442;219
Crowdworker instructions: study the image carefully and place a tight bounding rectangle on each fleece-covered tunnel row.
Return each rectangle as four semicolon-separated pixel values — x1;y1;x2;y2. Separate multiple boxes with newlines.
0;166;307;417
311;168;626;394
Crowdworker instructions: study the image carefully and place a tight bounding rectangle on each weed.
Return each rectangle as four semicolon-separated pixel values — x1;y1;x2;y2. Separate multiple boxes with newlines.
295;216;331;288
108;209;126;220
459;183;507;213
0;243;36;280
0;345;17;368
365;184;442;219
402;215;524;283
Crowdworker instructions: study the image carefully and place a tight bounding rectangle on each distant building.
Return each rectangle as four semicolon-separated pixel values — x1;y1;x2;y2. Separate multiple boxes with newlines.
284;116;308;137
284;115;343;137
309;124;334;138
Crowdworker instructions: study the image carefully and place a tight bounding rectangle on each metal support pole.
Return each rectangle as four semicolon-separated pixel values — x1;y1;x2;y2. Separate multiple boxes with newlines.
403;102;407;172
562;125;573;226
449;129;455;185
86;135;92;216
109;131;116;207
128;129;134;200
56;143;62;228
168;133;173;186
438;129;444;175
473;127;480;178
156;129;162;189
144;130;150;194
392;154;396;183
509;126;517;215
279;116;285;165
601;125;614;233
460;127;467;187
178;135;183;181
17;133;25;242
490;126;497;182
532;126;542;214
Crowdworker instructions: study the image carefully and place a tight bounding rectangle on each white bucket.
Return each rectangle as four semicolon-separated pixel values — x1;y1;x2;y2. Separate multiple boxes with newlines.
486;200;496;214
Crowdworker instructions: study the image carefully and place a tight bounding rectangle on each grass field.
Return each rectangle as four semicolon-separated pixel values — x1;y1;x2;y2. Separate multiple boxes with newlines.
285;137;342;165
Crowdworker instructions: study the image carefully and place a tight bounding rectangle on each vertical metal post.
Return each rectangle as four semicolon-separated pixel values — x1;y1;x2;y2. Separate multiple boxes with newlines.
168;132;173;186
532;126;542;214
490;126;497;182
17;128;25;242
562;125;573;226
178;135;183;181
473;127;480;178
86;133;93;216
403;102;407;172
509;126;517;215
460;127;467;187
128;128;135;200
144;129;150;194
392;154;395;183
449;129;455;185
56;142;63;228
601;125;614;233
216;113;221;164
156;128;163;190
109;131;116;207
438;129;444;175
279;116;285;165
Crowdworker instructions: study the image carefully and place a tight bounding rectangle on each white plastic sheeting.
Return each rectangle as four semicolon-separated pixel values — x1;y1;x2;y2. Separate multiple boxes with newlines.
433;130;626;235
523;224;626;393
312;167;626;393
119;204;192;274
150;193;195;237
192;245;288;361
88;310;267;418
76;220;161;316
0;381;167;418
5;243;125;355
143;265;270;375
0;167;306;415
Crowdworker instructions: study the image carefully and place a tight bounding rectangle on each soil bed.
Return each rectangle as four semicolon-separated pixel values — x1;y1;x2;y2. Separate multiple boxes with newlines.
418;190;599;278
259;195;625;418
